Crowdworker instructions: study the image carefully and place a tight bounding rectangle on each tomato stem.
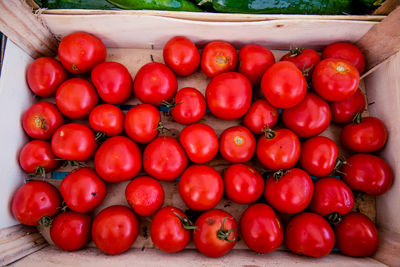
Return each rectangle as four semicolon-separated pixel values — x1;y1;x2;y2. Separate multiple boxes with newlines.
156;121;170;136
352;112;363;124
95;131;107;144
217;217;237;242
273;169;288;182
262;127;276;139
173;212;197;230
334;156;347;175
34;116;47;130
289;47;303;57
38;215;53;227
327;212;342;225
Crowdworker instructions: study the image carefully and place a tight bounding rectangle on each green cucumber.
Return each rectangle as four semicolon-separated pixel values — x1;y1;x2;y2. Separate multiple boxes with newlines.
34;0;119;9
107;0;203;11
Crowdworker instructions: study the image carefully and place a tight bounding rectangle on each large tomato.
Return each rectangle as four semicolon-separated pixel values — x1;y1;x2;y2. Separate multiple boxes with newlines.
201;41;237;78
89;104;125;137
330;88;366;124
243;99;279;134
219;126;256;163
280;48;320;78
124;104;160;143
169;87;206;125
19;140;58;175
322;42;365;74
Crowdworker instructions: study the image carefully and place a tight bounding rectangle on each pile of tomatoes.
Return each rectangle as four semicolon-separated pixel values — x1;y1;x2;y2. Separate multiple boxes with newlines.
11;32;392;258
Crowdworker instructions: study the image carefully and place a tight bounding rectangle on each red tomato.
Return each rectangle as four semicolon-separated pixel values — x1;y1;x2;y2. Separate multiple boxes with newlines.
264;168;313;214
256;128;301;171
91;62;133;104
143;136;188;181
179;165;223;211
299;136;338;177
219;126;256;163
261;61;307;109
201;41;237;78
322;42;365;74
179;123;218;163
94;136;142;182
238;44;275;86
341;153;393;195
125;176;164;216
341;116;387;152
280;48;320;78
150;206;192;253
19;140;58;175
51;123;97;161
89;104;124;137
60;168;107;213
133;62;177;106
163;36;200;76
124;104;160;143
312;58;359;101
26;57;67;97
224;164;264;204
56;78;99;119
92;205;139;255
240;203;283;253
285;212;335;257
243;99;279;134
58;32;106;74
11;180;61;226
282;92;331;138
50;211;91;251
330;88;366;124
22;102;64;140
335;212;378;256
170;87;206;125
206;72;252;120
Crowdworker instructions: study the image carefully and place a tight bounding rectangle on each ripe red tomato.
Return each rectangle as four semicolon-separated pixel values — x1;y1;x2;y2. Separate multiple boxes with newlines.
92;205;139;255
163;36;200;76
91;62;133;104
124;104;160;143
243;99;279;134
50;211;91;251
280;48;320;78
143;136;188;181
285;212;335;258
133;62;177;106
60;167;107;213
89;104;124;137
282;92;331;138
193;209;238;258
22;102;64;140
335;212;379;256
330;88;366;124
264;168;313;214
11;180;61;226
19;140;58;175
150;206;192;253
58;32;106;74
256;128;301;171
224;164;264;204
220;126;256;163
125;176;164;216
201;41;237;78
51;123;97;161
341;153;393;195
206;72;252;120
94;136;142;182
312;58;359;101
179;123;218;163
322;42;365;74
26;57;67;97
340;116;387;152
261;61;307;109
240;203;283;253
299;136;338;177
179;165;223;210
170;87;206;125
238;44;275;86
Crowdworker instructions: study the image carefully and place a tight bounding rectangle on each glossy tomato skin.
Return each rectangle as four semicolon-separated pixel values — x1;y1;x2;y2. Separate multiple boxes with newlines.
322;42;365;74
179;123;218;163
91;62;132;104
261;61;307;109
143;136;188;181
243;99;279;134
193;209;238;258
285;212;335;257
300;136;338;177
240;203;283;253
50;212;91;251
89;104;124;136
179;165;223;211
330;88;366;124
26;57;67;97
94;136;142;183
58;32;106;74
282;92;331;138
280;48;320;78
170;87;206;125
201;41;237;78
92;205;139;255
206;72;252;120
238;44;275;86
341;153;393;195
11;181;61;226
220;126;256;163
124;104;160;143
19;140;58;173
60;168;107;213
22;102;64;140
125;176;164;216
163;36;200;76
133;62;178;106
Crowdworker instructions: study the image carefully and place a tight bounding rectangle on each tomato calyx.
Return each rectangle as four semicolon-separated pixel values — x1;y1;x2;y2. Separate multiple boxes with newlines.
289;48;303;57
39;215;53;227
217;217;237;242
95;131;107;144
352;112;363;124
262;127;276;139
59;200;69;213
161;99;182;111
156;121;169;136
71;64;79;72
173;211;197;230
334;156;347;175
57;158;85;168
272;169;289;182
34;116;47;130
28;166;46;178
327;212;342;225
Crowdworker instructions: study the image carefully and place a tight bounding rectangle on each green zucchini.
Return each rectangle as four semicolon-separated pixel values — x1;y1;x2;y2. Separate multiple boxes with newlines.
34;0;119;9
107;0;203;11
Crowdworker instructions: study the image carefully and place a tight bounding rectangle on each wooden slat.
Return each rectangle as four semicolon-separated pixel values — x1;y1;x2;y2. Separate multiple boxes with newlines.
373;0;400;15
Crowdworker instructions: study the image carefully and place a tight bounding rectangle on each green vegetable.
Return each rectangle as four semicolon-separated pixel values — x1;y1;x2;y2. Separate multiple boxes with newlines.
107;0;203;11
192;0;215;11
34;0;119;9
359;0;384;7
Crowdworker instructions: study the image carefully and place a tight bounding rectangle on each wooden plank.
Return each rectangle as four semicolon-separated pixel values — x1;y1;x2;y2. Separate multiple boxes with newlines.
373;0;400;15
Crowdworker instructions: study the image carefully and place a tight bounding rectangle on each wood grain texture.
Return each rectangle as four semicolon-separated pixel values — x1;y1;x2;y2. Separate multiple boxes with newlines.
373;0;400;15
